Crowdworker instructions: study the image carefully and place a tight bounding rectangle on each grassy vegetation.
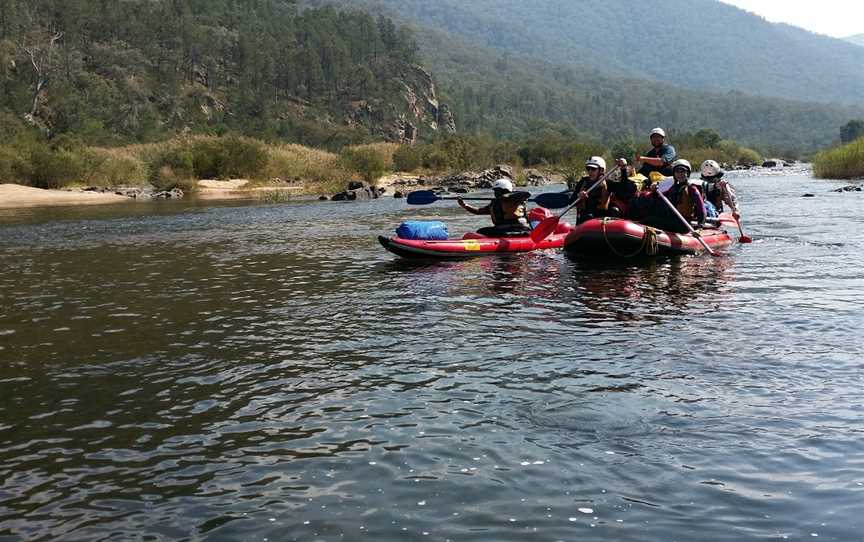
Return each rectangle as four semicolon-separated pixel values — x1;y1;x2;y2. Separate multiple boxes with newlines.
672;129;763;169
257;190;294;204
814;138;864;180
0;123;771;196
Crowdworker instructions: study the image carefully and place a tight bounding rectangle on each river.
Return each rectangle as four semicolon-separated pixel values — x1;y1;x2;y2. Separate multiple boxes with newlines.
1;169;862;541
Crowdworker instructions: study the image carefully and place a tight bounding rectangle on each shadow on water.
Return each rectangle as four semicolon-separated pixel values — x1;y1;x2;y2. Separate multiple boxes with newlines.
554;254;736;325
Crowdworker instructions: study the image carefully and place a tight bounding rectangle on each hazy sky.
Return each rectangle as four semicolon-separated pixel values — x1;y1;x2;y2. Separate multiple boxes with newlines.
719;0;863;38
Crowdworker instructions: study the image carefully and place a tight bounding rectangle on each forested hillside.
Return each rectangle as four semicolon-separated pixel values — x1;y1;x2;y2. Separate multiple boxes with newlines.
303;0;863;152
0;0;451;147
314;0;864;108
1;0;861;156
420;28;863;153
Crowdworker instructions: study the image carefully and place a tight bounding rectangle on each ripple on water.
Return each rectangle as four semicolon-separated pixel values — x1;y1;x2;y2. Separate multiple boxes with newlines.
1;176;863;540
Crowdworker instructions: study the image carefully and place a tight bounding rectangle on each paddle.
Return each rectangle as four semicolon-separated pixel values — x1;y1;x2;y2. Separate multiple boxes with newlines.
529;167;620;243
734;216;753;243
717;180;752;243
406;190;570;209
655;188;718;257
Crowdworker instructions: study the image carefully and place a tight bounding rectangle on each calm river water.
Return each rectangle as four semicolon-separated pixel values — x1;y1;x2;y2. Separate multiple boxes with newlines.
1;170;863;541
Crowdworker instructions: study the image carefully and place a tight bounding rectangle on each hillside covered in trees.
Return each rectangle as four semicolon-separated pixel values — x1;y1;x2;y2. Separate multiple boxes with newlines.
1;0;862;158
316;0;864;108
0;0;452;147
301;0;864;153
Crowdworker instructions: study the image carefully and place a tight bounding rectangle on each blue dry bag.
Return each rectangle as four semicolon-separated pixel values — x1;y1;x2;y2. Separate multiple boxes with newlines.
396;221;449;240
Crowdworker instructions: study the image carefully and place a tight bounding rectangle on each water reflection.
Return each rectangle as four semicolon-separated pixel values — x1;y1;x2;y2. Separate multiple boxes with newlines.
563;255;735;322
2;175;864;541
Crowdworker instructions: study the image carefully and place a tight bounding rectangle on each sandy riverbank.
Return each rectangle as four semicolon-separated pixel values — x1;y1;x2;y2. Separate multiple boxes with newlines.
0;184;130;208
195;179;304;200
0;181;309;208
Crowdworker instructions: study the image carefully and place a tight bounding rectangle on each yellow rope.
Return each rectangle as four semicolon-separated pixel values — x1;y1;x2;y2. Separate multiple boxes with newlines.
600;218;659;258
645;227;659;256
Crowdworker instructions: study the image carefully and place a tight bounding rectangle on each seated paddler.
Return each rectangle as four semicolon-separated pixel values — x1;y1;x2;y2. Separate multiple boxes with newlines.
457;178;531;237
567;156;609;224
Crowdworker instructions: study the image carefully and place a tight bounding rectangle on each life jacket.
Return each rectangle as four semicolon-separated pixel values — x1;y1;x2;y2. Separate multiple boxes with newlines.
669;184;697;221
571;176;605;212
702;181;724;211
490;198;527;226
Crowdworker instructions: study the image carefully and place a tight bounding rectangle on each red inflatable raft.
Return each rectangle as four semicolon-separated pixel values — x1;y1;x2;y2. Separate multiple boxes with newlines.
563;215;735;259
379;223;575;259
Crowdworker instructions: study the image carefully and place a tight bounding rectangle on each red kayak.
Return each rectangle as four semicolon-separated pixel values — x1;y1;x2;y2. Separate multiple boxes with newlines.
563;215;735;258
379;223;575;259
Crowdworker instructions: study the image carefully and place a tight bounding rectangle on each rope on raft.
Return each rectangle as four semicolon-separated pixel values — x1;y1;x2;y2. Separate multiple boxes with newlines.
600;217;659;258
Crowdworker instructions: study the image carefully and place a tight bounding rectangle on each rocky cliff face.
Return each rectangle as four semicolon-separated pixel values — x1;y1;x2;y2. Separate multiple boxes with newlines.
346;64;456;144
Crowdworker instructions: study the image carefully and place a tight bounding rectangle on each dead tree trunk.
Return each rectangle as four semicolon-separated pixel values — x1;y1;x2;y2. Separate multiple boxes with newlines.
19;30;64;118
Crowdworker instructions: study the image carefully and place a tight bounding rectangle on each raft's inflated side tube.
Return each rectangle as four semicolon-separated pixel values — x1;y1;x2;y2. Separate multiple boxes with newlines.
563;218;733;259
379;224;576;259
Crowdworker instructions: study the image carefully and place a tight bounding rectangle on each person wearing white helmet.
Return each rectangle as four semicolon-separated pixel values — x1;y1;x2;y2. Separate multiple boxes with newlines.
656;159;705;232
632;159;704;233
636;127;678;178
457;177;531;237
700;160;741;220
567;156;613;223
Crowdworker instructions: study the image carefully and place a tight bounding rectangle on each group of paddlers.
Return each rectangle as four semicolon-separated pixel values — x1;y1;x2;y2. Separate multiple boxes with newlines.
458;127;742;237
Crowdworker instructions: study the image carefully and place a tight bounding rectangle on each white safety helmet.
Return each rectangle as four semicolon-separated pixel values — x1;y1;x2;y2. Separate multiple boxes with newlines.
701;160;721;178
491;178;514;192
650;127;666;138
672;159;692;173
585;156;607;170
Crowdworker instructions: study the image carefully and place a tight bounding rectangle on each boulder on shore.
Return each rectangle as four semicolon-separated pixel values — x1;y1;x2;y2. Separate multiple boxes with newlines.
84;185;184;200
331;181;385;201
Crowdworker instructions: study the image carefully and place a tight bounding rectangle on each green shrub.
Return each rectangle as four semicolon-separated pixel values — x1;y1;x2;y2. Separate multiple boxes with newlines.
393;144;423;171
814;138;864;179
82;148;149;186
736;147;762;167
517;137;606;168
422;150;451;171
678;139;762;169
264;143;341;186
0;146;25;183
151;165;197;192
610;138;637;163
0;113;35;145
23;144;85;189
340;147;385;183
190;136;269;179
146;144;195;189
350;142;399;170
